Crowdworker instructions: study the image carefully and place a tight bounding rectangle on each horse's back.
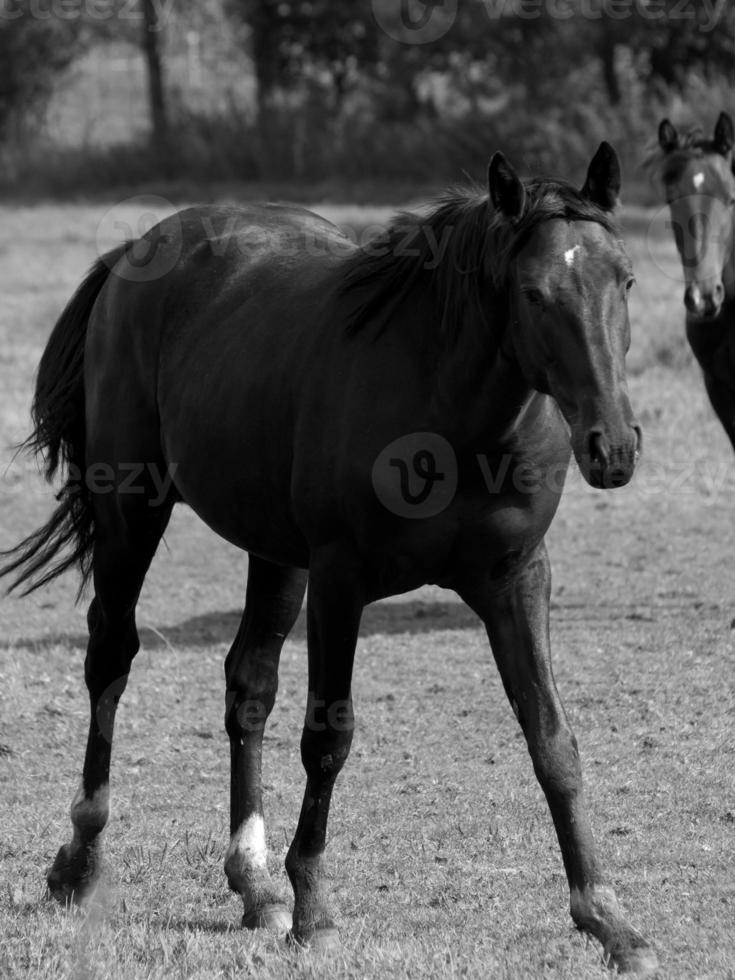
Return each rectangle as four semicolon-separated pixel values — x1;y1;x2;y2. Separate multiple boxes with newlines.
180;202;350;268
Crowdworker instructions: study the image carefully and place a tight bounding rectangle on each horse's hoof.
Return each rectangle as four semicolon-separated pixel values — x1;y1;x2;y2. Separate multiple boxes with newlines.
46;875;95;906
46;846;97;906
242;903;292;934
607;942;659;976
308;927;341;953
289;927;341;954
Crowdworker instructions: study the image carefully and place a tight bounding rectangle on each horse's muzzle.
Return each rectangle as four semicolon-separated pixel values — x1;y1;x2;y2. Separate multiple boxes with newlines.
685;281;725;319
580;424;641;489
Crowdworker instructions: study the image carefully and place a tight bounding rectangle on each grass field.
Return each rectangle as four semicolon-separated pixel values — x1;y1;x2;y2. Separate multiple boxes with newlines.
1;195;734;979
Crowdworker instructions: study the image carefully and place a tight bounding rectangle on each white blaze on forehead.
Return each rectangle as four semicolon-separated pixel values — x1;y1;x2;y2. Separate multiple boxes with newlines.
564;244;581;267
226;813;267;870
693;172;705;189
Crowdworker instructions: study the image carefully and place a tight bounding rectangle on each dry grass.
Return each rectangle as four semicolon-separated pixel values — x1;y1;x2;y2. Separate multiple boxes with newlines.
1;198;734;978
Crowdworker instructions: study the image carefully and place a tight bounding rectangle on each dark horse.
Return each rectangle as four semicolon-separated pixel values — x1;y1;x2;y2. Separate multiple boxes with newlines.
1;144;656;974
655;112;735;448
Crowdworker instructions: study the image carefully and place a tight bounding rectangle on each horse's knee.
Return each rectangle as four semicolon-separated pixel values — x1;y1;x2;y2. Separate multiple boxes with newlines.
225;692;276;738
300;706;354;784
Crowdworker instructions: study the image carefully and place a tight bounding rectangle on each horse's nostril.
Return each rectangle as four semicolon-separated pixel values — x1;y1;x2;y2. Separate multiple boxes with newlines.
588;431;609;467
704;295;721;318
632;425;643;460
684;287;702;314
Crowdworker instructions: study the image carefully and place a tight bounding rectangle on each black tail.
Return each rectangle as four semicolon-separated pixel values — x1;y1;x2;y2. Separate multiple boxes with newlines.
1;244;128;597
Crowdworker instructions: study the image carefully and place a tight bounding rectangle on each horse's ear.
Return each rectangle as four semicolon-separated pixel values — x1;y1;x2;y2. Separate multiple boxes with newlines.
658;118;679;153
488;152;525;220
581;141;621;211
714;111;734;156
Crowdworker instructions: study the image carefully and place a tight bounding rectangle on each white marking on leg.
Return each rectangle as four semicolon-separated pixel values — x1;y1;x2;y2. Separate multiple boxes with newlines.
564;245;581;267
225;814;287;922
693;172;705;189
226;813;267;872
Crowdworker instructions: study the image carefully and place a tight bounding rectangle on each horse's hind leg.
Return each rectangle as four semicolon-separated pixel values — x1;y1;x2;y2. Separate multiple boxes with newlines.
46;490;174;904
224;556;307;932
455;543;658;977
285;547;364;950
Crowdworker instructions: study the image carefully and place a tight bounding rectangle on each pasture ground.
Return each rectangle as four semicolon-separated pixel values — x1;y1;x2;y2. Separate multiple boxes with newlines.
0;197;734;979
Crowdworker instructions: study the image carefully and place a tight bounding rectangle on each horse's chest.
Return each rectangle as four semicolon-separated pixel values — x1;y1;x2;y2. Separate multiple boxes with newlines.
363;468;562;598
430;444;567;575
457;482;560;552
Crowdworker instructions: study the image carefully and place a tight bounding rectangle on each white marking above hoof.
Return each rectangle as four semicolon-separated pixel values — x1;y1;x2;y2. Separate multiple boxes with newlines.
226;813;267;871
564;245;581;267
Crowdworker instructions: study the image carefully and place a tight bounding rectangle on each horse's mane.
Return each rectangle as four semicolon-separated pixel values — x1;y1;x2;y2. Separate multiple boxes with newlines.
336;178;618;345
645;126;729;183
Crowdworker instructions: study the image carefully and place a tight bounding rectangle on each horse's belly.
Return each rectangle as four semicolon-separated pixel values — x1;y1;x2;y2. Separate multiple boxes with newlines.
171;455;309;566
156;310;317;566
160;385;309;566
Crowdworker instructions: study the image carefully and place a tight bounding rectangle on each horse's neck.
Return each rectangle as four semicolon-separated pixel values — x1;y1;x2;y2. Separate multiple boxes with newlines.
434;337;533;450
378;288;533;448
725;219;735;297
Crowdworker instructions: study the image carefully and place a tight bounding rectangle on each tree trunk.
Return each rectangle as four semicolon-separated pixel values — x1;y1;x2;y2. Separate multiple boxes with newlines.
141;0;170;167
597;31;621;106
247;0;283;173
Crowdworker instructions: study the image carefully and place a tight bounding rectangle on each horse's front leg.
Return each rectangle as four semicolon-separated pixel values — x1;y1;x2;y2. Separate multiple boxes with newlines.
702;369;735;453
455;542;658;976
285;544;364;950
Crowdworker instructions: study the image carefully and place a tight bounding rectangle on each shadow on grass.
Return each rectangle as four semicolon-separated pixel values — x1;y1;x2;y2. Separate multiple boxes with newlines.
156;916;239;934
139;599;482;649
12;589;707;653
15;599;483;652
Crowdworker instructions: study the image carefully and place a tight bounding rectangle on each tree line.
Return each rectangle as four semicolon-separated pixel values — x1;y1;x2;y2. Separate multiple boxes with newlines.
1;1;733;183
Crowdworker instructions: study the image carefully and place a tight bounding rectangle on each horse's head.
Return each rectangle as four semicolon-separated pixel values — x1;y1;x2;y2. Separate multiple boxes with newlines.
489;144;640;489
657;112;735;319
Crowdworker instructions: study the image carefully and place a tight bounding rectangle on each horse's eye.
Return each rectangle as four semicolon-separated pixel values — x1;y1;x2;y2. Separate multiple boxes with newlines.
625;277;636;292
